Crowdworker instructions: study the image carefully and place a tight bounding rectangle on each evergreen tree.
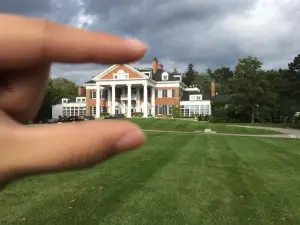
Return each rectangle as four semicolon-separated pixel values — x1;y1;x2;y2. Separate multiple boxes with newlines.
183;63;196;86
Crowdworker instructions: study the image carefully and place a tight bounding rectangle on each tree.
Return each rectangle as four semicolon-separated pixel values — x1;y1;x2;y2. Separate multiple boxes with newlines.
231;56;277;123
191;72;212;95
183;63;196;86
288;54;300;72
35;78;78;120
274;54;300;119
208;67;234;94
172;68;178;74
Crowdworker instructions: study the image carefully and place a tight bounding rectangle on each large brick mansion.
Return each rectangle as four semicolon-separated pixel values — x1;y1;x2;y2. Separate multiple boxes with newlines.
52;58;214;118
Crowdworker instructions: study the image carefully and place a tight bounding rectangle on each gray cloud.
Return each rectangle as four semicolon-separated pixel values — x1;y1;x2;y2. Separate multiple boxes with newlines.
1;0;300;84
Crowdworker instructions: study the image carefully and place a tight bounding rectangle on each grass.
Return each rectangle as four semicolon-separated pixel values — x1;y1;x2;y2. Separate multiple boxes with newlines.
126;118;282;134
2;132;300;224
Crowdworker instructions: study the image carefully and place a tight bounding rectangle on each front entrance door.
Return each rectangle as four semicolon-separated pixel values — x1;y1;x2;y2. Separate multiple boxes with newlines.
115;106;120;114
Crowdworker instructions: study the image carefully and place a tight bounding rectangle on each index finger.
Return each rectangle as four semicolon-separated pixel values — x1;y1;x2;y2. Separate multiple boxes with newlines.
0;14;147;68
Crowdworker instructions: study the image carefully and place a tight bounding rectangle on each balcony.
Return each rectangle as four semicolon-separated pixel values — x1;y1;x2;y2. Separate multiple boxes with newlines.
120;94;137;101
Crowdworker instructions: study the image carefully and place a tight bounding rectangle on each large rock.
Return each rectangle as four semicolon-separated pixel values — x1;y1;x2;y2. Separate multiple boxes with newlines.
204;129;216;133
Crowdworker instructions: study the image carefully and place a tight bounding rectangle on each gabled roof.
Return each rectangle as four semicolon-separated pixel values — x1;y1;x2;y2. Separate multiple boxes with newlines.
92;64;150;81
83;63;186;85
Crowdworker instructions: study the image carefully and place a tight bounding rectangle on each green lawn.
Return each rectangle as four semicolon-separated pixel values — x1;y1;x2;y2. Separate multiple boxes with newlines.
1;132;300;224
127;118;282;134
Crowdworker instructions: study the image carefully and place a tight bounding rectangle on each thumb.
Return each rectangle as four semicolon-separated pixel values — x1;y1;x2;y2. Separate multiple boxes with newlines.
2;120;145;181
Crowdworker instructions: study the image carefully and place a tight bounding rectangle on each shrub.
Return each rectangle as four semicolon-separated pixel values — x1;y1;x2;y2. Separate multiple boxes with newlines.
100;112;109;117
132;112;143;118
174;105;180;118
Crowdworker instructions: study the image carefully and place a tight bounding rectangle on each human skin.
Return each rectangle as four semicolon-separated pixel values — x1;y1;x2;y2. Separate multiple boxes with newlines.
0;13;147;188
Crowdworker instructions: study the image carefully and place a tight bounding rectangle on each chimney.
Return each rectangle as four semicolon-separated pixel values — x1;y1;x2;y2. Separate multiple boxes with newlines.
211;82;216;97
152;58;158;74
78;86;85;97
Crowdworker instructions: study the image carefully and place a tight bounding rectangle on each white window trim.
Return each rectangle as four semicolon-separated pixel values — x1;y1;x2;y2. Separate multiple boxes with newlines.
157;105;163;115
157;90;163;98
167;105;173;115
167;89;173;98
190;95;202;101
113;70;129;80
92;91;97;99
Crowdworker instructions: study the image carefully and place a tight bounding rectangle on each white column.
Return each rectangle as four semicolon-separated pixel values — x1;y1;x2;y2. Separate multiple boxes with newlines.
111;84;116;115
136;87;141;112
151;87;155;116
143;84;148;117
127;84;132;118
122;87;126;114
96;84;101;118
107;88;111;114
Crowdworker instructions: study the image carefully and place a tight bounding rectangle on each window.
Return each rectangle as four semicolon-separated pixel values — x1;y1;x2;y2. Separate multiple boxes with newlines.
162;72;169;80
90;106;96;116
167;89;173;98
180;104;210;117
157;90;162;98
101;90;107;99
168;105;174;115
90;91;96;99
113;70;129;79
157;105;163;114
101;106;107;113
76;98;85;102
190;95;202;101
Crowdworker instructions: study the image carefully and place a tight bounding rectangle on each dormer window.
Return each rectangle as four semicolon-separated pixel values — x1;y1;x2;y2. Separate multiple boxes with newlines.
162;72;169;81
190;95;202;101
62;98;69;103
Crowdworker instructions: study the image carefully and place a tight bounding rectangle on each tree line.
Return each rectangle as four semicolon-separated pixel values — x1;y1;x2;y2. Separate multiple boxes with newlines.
181;54;300;123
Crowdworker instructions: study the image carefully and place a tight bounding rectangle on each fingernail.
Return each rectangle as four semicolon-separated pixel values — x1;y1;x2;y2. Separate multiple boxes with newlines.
125;38;148;50
115;129;145;152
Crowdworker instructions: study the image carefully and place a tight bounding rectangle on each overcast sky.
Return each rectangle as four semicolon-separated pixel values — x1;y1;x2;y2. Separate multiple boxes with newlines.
1;0;300;84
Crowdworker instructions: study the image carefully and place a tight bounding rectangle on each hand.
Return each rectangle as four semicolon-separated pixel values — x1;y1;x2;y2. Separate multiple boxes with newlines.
0;14;147;188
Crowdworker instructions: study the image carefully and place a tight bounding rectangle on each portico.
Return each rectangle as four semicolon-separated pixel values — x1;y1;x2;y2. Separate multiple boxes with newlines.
95;83;155;118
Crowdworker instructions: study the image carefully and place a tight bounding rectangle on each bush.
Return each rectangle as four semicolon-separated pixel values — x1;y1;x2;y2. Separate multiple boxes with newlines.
132;112;143;118
100;112;109;117
197;115;211;122
174;105;180;118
